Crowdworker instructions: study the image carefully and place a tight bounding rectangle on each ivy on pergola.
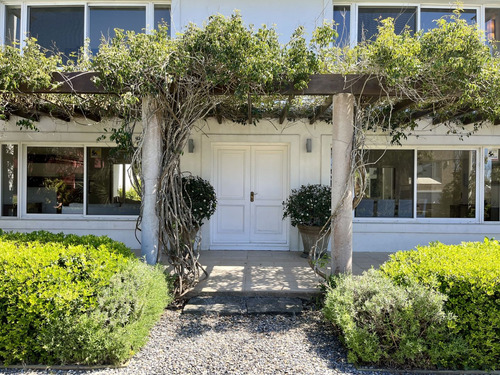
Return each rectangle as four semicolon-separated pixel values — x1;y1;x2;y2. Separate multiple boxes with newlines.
2;11;499;296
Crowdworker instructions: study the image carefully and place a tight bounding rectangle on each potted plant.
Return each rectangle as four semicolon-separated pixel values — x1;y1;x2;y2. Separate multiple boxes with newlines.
282;184;331;258
182;175;217;228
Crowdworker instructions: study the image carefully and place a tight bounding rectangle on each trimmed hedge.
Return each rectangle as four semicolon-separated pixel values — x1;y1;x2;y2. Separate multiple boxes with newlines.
323;270;462;369
381;239;500;370
0;231;172;365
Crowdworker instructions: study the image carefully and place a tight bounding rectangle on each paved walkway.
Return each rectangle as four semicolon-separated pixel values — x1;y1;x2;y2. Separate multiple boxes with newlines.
190;251;392;297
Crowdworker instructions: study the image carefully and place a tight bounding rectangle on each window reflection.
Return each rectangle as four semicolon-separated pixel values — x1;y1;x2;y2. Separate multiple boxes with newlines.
154;6;171;35
89;7;146;53
417;150;475;218
484;149;500;221
355;150;414;218
87;148;140;216
27;147;84;214
486;8;500;52
5;7;20;46
1;145;18;216
358;7;416;42
334;6;350;47
29;7;84;57
420;8;477;31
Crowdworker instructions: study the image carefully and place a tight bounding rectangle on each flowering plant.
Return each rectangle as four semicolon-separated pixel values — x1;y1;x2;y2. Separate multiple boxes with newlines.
182;175;217;226
282;184;331;227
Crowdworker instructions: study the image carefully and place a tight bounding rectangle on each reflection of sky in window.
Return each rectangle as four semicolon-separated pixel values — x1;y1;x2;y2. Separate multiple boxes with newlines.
154;7;171;34
90;7;145;53
334;6;350;47
420;8;477;31
358;7;416;42
29;7;84;57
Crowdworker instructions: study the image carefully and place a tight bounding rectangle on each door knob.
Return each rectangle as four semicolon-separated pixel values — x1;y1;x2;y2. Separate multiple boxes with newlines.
250;191;254;202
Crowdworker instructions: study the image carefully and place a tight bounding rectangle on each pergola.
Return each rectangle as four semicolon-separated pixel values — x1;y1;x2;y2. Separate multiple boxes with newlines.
12;71;494;273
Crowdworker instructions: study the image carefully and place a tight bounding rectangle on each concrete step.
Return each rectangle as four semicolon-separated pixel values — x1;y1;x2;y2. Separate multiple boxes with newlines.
183;296;305;315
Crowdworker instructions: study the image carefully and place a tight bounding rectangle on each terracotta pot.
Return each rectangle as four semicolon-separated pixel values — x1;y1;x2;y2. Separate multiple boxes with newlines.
297;224;330;258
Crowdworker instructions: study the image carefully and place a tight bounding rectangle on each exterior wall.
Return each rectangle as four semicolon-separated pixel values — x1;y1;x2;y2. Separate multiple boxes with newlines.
0;117;142;250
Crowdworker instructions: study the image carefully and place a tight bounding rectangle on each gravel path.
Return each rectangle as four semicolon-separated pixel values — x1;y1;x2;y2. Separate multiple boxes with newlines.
0;310;431;375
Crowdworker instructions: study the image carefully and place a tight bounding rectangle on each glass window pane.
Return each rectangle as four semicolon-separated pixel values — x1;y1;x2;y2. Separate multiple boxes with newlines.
5;6;20;46
2;145;18;217
484;148;500;221
90;7;146;53
417;150;476;218
154;6;171;35
355;150;414;218
27;147;84;214
87;148;140;216
486;8;500;51
421;8;477;31
358;7;416;42
29;7;84;57
334;6;350;47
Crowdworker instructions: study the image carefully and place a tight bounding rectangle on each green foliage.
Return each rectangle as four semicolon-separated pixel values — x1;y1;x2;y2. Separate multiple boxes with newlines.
381;239;500;370
282;184;331;227
323;270;464;369
0;231;171;365
182;175;217;226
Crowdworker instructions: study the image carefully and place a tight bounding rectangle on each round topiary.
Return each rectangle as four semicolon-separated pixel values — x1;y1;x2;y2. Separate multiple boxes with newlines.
182;175;217;226
282;184;331;227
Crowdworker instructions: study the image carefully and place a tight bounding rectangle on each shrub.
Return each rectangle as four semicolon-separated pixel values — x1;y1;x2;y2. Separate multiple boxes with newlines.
0;231;172;365
182;175;217;226
323;270;462;369
282;184;331;227
381;239;500;370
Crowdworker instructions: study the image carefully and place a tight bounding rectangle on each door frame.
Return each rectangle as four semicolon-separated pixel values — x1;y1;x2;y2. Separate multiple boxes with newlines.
201;136;300;250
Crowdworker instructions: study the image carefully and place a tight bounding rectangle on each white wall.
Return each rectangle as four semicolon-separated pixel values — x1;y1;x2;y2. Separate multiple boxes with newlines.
171;0;332;41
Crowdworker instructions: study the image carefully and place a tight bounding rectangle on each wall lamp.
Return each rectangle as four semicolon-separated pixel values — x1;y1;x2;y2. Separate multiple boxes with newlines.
188;139;195;153
306;138;312;153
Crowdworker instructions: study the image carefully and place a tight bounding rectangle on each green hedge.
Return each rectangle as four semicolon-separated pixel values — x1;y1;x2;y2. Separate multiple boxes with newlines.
381;239;500;370
323;270;462;369
0;231;172;365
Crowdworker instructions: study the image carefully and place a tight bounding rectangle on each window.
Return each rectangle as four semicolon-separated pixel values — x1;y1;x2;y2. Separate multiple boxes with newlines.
154;5;171;34
5;6;20;46
89;7;146;53
87;147;140;216
29;7;84;57
484;148;500;221
334;6;350;47
26;147;84;214
486;8;500;50
421;8;477;31
355;150;414;218
1;145;18;217
357;7;416;42
417;150;476;218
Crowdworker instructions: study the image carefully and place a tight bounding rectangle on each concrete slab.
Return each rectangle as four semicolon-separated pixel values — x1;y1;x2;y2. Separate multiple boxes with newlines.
183;296;246;315
246;297;303;314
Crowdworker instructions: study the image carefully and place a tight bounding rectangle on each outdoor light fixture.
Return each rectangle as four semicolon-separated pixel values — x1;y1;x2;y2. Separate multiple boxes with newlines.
306;138;312;153
188;139;195;153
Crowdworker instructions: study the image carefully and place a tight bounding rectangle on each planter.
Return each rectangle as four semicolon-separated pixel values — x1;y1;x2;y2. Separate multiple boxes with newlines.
297;224;330;258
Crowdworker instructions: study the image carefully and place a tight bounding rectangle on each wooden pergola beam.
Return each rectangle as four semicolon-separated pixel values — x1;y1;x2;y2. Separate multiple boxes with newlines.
10;108;40;122
309;95;333;124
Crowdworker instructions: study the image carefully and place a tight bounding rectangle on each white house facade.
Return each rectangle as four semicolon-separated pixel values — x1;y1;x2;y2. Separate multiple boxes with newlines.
0;0;499;253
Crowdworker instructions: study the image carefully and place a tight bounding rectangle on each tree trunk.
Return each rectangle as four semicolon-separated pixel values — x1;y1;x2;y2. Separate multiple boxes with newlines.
331;93;354;274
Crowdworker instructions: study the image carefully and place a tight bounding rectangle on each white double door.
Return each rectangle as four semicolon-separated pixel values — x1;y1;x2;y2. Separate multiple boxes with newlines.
211;144;289;250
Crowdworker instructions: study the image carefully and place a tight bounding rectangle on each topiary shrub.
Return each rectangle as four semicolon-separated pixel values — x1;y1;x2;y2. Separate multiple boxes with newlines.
0;231;172;365
323;270;463;369
181;175;217;227
381;239;500;370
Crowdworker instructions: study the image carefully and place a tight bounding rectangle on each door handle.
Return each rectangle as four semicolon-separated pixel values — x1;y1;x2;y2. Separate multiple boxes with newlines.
250;191;254;202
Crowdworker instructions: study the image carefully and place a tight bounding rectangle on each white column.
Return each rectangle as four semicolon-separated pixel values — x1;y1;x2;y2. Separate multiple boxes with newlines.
141;96;162;264
331;93;354;274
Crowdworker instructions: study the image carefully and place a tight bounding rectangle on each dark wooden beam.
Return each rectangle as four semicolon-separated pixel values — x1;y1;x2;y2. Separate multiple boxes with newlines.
73;107;102;123
247;94;252;124
10;109;40;122
17;73;387;97
215;105;223;124
309;95;333;124
279;95;294;124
